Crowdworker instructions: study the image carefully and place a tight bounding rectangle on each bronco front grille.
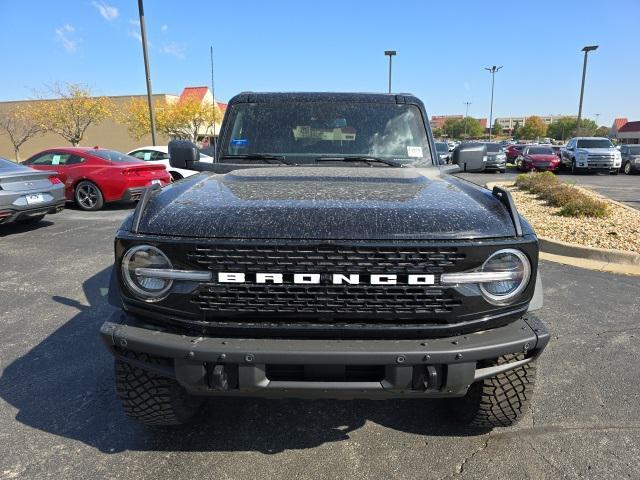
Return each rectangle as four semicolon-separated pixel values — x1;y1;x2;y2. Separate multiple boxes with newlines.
192;284;461;316
186;244;465;317
187;244;466;274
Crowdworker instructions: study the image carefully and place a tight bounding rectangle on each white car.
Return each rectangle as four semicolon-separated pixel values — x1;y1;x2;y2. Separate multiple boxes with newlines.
127;146;213;181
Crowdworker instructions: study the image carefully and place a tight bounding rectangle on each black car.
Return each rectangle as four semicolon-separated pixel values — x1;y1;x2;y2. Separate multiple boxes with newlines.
101;92;548;428
434;141;450;164
620;144;640;174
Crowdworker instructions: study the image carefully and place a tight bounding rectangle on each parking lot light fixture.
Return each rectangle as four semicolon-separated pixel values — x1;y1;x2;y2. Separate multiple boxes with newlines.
384;50;397;94
485;65;502;141
576;45;598;136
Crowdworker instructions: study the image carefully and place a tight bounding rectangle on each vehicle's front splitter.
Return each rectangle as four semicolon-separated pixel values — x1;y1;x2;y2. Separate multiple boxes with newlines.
100;310;549;399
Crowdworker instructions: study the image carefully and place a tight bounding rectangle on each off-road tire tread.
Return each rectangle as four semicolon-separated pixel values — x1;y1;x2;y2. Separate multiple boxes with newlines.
451;353;536;428
114;351;203;426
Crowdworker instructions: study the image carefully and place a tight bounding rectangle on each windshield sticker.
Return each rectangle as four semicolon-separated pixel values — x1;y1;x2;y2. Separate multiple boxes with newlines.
407;146;423;158
292;126;356;142
231;139;248;147
51;155;61;165
143;152;152;160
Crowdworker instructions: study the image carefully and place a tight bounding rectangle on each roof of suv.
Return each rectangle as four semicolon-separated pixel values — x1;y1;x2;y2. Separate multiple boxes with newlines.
227;92;419;105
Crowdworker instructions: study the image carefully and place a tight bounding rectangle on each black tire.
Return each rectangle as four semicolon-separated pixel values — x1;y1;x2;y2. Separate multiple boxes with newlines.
610;169;619;176
448;353;536;428
499;169;506;173
570;159;581;175
114;351;204;426
17;214;45;224
74;180;104;211
623;162;632;175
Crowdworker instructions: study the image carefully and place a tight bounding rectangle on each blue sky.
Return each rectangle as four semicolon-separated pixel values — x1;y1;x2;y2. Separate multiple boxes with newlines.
1;0;638;126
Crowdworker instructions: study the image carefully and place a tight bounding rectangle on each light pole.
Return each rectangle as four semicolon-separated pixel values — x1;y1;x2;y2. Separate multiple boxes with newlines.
210;46;217;154
485;65;502;141
463;101;472;139
576;45;598;136
384;50;396;93
594;113;600;126
137;0;157;145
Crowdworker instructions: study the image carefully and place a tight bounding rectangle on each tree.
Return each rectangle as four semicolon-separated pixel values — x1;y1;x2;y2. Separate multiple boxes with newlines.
26;83;114;146
443;117;483;139
512;121;521;138
0;107;43;160
518;116;547;140
595;126;610;137
492;119;502;136
120;96;223;143
432;127;444;139
547;117;598;141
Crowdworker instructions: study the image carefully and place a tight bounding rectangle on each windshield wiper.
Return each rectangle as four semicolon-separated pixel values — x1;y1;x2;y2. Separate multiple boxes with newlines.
314;156;403;167
220;154;294;165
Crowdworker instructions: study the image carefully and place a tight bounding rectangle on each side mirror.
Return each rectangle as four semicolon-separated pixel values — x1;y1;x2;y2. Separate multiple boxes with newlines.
451;143;487;172
168;140;200;170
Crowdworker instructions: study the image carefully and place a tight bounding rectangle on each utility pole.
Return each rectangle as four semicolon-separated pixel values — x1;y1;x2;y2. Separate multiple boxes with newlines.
463;101;472;139
210;46;217;155
137;0;157;145
384;50;396;93
594;113;600;126
485;65;502;141
576;45;598;136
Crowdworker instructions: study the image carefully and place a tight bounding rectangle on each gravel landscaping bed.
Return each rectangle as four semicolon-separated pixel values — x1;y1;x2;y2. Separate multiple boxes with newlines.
506;184;640;254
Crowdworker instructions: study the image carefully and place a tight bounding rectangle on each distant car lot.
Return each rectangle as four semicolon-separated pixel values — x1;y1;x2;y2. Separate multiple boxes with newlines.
1;206;639;479
456;168;640;210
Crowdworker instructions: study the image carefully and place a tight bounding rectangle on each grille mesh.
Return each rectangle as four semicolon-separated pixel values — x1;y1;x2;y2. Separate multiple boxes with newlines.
187;245;465;317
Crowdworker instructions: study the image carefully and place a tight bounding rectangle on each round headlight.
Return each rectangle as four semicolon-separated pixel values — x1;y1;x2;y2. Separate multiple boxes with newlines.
121;245;173;301
479;249;531;305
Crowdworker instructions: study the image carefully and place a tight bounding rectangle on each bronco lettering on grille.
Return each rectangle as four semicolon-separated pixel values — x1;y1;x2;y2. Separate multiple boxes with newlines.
217;272;436;285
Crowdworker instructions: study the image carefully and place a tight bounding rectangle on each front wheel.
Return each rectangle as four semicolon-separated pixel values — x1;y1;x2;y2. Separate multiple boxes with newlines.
571;159;582;175
115;351;204;426
75;181;104;211
623;162;632;175
447;354;536;428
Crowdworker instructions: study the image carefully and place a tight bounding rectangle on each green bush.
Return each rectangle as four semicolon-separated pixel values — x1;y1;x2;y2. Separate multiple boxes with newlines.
514;171;609;218
558;197;609;218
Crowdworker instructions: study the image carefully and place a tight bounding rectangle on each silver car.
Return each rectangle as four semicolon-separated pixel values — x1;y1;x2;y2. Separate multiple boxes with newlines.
0;157;65;225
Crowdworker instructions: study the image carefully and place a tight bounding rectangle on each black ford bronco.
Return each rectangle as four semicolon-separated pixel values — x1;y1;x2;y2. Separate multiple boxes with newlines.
101;92;549;428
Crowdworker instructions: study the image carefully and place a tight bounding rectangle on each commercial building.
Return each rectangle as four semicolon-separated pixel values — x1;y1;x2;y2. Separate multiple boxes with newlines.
0;86;226;161
495;115;577;134
616;121;640;144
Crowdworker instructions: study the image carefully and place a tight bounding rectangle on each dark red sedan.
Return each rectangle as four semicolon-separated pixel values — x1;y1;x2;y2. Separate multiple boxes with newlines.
505;144;526;162
23;147;170;210
516;145;561;172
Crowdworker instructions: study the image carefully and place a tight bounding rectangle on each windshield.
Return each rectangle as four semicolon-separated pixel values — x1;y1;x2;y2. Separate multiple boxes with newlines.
91;149;138;162
576;139;613;149
435;142;448;153
528;147;554;155
484;143;502;153
221;102;432;166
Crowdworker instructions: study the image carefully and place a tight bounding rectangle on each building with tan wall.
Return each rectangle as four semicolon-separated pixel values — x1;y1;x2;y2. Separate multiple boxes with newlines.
0;87;226;161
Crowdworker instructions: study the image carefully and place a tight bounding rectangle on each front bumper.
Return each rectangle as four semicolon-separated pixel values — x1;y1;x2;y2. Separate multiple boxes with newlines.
101;310;550;399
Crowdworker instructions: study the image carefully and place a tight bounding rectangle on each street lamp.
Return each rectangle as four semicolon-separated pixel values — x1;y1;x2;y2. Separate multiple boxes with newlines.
576;45;598;136
485;65;503;141
384;50;396;93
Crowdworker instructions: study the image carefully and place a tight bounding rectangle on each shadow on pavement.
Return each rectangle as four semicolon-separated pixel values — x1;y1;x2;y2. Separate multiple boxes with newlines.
0;219;54;237
0;266;485;455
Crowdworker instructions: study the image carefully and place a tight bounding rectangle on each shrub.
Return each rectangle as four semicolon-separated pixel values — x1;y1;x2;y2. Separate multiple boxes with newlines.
514;171;609;218
558;197;609;218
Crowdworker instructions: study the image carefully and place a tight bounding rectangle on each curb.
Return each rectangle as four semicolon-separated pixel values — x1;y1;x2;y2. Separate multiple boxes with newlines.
485;181;640;276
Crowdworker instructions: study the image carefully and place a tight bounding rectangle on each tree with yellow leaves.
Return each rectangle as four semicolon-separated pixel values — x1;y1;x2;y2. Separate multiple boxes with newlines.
0;107;43;160
25;83;114;146
120;96;222;143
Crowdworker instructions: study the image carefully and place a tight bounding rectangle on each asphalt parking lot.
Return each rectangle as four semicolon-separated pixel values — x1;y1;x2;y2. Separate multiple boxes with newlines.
1;206;639;480
456;166;640;210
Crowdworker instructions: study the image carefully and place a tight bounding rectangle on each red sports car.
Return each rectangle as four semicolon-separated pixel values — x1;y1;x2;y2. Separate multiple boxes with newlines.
516;145;561;172
23;147;170;210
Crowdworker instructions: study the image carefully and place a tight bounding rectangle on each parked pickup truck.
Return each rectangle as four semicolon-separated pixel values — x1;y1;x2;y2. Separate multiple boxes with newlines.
560;137;621;174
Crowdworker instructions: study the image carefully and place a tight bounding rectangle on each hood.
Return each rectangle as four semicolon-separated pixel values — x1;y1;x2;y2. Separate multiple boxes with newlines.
576;147;616;154
527;154;558;162
134;167;517;240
